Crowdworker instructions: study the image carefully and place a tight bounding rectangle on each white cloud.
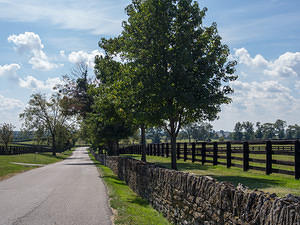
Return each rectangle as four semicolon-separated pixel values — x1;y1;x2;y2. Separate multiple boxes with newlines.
0;63;20;78
60;50;65;57
8;32;62;71
19;76;61;91
0;95;24;111
234;48;268;68
0;0;125;35
212;47;300;130
234;48;300;78
264;52;300;77
68;50;103;68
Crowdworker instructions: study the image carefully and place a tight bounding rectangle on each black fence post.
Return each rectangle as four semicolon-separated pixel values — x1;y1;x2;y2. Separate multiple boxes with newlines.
266;141;272;175
184;143;187;161
202;142;206;165
192;143;196;163
150;144;153;156
243;142;249;171
177;143;180;160
213;142;218;165
166;143;169;158
146;144;149;155
226;142;232;168
295;140;300;179
161;143;165;157
157;144;160;156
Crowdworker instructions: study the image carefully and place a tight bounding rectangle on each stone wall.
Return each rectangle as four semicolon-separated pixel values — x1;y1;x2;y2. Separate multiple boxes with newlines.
93;152;300;225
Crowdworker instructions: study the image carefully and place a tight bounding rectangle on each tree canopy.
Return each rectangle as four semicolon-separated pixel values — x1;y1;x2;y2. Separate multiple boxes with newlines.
96;0;237;169
20;93;75;156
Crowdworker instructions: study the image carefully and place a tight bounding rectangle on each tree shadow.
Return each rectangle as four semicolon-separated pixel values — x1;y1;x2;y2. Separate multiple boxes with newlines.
64;162;100;166
211;175;284;189
63;157;86;160
129;197;149;207
99;175;127;186
152;162;210;171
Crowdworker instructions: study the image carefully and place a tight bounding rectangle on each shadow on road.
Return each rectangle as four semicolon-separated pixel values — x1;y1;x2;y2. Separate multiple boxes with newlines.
64;162;100;166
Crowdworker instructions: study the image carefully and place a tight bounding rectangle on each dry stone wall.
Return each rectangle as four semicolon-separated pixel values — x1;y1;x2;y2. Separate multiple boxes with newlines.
94;153;300;225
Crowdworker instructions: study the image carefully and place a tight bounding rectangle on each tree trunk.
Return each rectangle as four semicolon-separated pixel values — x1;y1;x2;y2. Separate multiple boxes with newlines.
52;135;56;156
140;125;147;162
5;143;9;155
170;133;177;170
169;120;177;170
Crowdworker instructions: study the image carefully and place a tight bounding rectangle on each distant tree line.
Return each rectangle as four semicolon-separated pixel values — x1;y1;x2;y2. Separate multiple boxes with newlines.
231;119;300;141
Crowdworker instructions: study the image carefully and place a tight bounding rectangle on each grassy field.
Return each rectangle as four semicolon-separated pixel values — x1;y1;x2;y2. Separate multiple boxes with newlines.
89;152;170;225
0;149;74;180
123;154;300;197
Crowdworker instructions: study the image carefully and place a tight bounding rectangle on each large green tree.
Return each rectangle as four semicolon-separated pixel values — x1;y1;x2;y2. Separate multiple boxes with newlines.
99;0;236;169
20;93;74;156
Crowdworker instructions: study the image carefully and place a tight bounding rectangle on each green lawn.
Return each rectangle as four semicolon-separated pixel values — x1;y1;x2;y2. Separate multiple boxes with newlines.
89;152;170;225
123;154;300;197
0;149;74;180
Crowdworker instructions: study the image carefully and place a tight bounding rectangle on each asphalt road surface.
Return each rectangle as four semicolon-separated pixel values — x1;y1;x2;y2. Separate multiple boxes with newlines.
0;147;112;225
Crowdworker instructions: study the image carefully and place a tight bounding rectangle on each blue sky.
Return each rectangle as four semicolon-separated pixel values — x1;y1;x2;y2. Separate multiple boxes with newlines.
0;0;300;131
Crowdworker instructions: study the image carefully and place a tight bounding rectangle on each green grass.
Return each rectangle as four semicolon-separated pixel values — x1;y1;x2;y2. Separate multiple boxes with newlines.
123;154;300;197
0;149;74;180
89;152;171;225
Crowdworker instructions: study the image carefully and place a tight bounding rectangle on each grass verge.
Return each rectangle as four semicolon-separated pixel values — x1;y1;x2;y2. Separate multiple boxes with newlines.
89;152;171;225
123;154;300;197
0;148;74;181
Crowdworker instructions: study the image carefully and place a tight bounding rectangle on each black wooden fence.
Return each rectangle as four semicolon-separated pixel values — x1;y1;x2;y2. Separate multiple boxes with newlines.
119;140;300;179
0;145;52;155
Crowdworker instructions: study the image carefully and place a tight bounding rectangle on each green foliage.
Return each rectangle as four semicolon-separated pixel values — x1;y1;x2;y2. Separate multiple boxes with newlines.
56;63;93;119
99;0;236;169
233;122;243;141
242;121;254;141
19;93;75;155
286;124;300;139
146;127;164;144
0;123;15;153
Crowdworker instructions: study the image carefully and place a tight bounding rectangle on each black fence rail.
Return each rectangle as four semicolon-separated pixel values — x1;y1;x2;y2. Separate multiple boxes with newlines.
0;145;52;155
119;140;300;179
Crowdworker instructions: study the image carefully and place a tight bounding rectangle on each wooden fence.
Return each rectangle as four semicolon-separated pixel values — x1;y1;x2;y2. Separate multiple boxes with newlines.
0;145;52;155
119;140;300;179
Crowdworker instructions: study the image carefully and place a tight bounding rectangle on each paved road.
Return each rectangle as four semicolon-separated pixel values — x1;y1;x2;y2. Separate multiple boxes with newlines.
0;147;112;225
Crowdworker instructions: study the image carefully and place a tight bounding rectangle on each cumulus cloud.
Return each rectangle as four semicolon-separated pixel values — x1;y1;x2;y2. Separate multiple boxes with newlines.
19;76;61;91
234;48;300;78
8;32;62;71
264;52;300;77
0;63;20;78
234;48;268;68
0;95;24;111
68;50;103;68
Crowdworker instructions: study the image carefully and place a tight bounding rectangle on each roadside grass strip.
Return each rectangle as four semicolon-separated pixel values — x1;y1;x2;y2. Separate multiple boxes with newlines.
0;149;74;180
89;152;171;225
123;154;300;197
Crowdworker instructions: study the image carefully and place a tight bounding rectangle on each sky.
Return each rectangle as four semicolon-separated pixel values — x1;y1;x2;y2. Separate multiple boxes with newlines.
0;0;300;131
